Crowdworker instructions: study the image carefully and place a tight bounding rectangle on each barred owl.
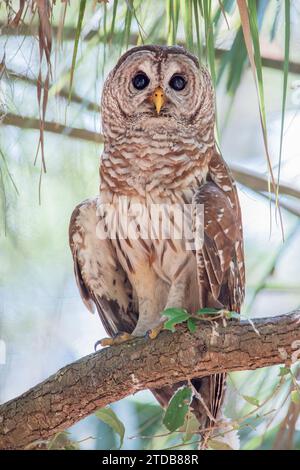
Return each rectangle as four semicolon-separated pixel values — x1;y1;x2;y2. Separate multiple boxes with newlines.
69;45;245;448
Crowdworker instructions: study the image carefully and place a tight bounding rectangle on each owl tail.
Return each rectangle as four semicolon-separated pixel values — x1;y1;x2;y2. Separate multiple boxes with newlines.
152;373;239;450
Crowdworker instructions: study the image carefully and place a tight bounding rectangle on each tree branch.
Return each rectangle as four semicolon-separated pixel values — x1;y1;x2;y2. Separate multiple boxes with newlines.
230;164;300;201
1;113;103;144
0;310;299;450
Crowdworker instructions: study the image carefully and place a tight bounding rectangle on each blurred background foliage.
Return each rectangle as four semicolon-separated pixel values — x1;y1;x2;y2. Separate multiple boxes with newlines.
0;0;300;450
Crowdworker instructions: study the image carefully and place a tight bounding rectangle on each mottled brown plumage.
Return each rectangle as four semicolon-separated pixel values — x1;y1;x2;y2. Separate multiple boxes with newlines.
69;45;245;448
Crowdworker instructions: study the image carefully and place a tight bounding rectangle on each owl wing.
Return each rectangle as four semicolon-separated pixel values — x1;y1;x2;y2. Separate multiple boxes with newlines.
69;198;138;337
187;152;245;444
193;152;245;313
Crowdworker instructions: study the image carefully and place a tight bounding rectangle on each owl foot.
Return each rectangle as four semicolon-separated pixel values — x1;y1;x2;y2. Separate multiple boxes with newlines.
94;332;134;350
147;321;165;340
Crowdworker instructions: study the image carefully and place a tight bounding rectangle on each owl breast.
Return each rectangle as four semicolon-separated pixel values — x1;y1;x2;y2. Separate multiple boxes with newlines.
100;134;212;197
99;167;206;318
98;135;212;321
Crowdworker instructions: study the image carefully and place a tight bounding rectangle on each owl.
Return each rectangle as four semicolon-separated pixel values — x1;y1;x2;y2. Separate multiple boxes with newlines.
69;45;245;448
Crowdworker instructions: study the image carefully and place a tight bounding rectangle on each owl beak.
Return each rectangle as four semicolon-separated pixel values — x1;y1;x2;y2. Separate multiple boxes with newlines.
151;87;165;114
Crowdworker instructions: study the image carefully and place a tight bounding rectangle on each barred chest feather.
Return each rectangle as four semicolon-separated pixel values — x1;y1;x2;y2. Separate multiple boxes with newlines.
98;167;208;315
100;132;212;196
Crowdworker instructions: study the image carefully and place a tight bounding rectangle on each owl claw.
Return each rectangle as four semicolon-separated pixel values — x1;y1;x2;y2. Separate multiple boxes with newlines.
147;322;165;340
95;332;134;350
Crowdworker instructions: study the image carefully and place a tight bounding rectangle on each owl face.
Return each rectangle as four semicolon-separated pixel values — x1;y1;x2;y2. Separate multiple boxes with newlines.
102;45;214;139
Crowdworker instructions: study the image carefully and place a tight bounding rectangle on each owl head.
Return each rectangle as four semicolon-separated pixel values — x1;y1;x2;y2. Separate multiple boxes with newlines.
101;45;215;142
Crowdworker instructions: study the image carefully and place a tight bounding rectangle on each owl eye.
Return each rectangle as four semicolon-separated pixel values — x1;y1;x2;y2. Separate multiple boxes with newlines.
132;73;150;90
169;75;186;91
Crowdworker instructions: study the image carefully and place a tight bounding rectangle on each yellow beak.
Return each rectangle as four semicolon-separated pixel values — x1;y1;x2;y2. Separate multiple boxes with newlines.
151;87;165;114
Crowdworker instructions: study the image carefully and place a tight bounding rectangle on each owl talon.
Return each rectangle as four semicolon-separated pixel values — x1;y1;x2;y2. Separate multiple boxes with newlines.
95;332;134;350
148;322;164;340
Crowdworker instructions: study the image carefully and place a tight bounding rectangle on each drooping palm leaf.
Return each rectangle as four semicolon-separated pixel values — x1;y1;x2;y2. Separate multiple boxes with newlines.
69;0;87;101
237;0;284;238
277;0;290;197
183;0;194;52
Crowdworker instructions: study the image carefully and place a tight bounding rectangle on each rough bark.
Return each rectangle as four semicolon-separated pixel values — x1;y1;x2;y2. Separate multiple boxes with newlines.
0;310;300;450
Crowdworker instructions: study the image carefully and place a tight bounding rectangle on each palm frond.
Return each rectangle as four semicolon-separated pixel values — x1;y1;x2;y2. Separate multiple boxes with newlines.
69;0;87;101
277;0;290;197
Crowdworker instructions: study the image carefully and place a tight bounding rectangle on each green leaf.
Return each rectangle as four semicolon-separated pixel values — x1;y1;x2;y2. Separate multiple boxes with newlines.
47;431;79;450
187;317;197;333
69;0;86;101
163;386;193;432
203;0;216;86
163;307;189;318
131;401;163;438
291;390;300;404
95;407;125;448
238;0;282;225
193;0;202;61
217;26;247;94
279;366;290;377
166;0;180;45
213;0;235;27
208;439;234;450
246;0;267;128
277;0;290;197
181;410;199;443
242;395;260;407
110;0;119;38
195;307;219;316
183;0;193;52
163;308;190;332
122;1;133;50
227;311;240;319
